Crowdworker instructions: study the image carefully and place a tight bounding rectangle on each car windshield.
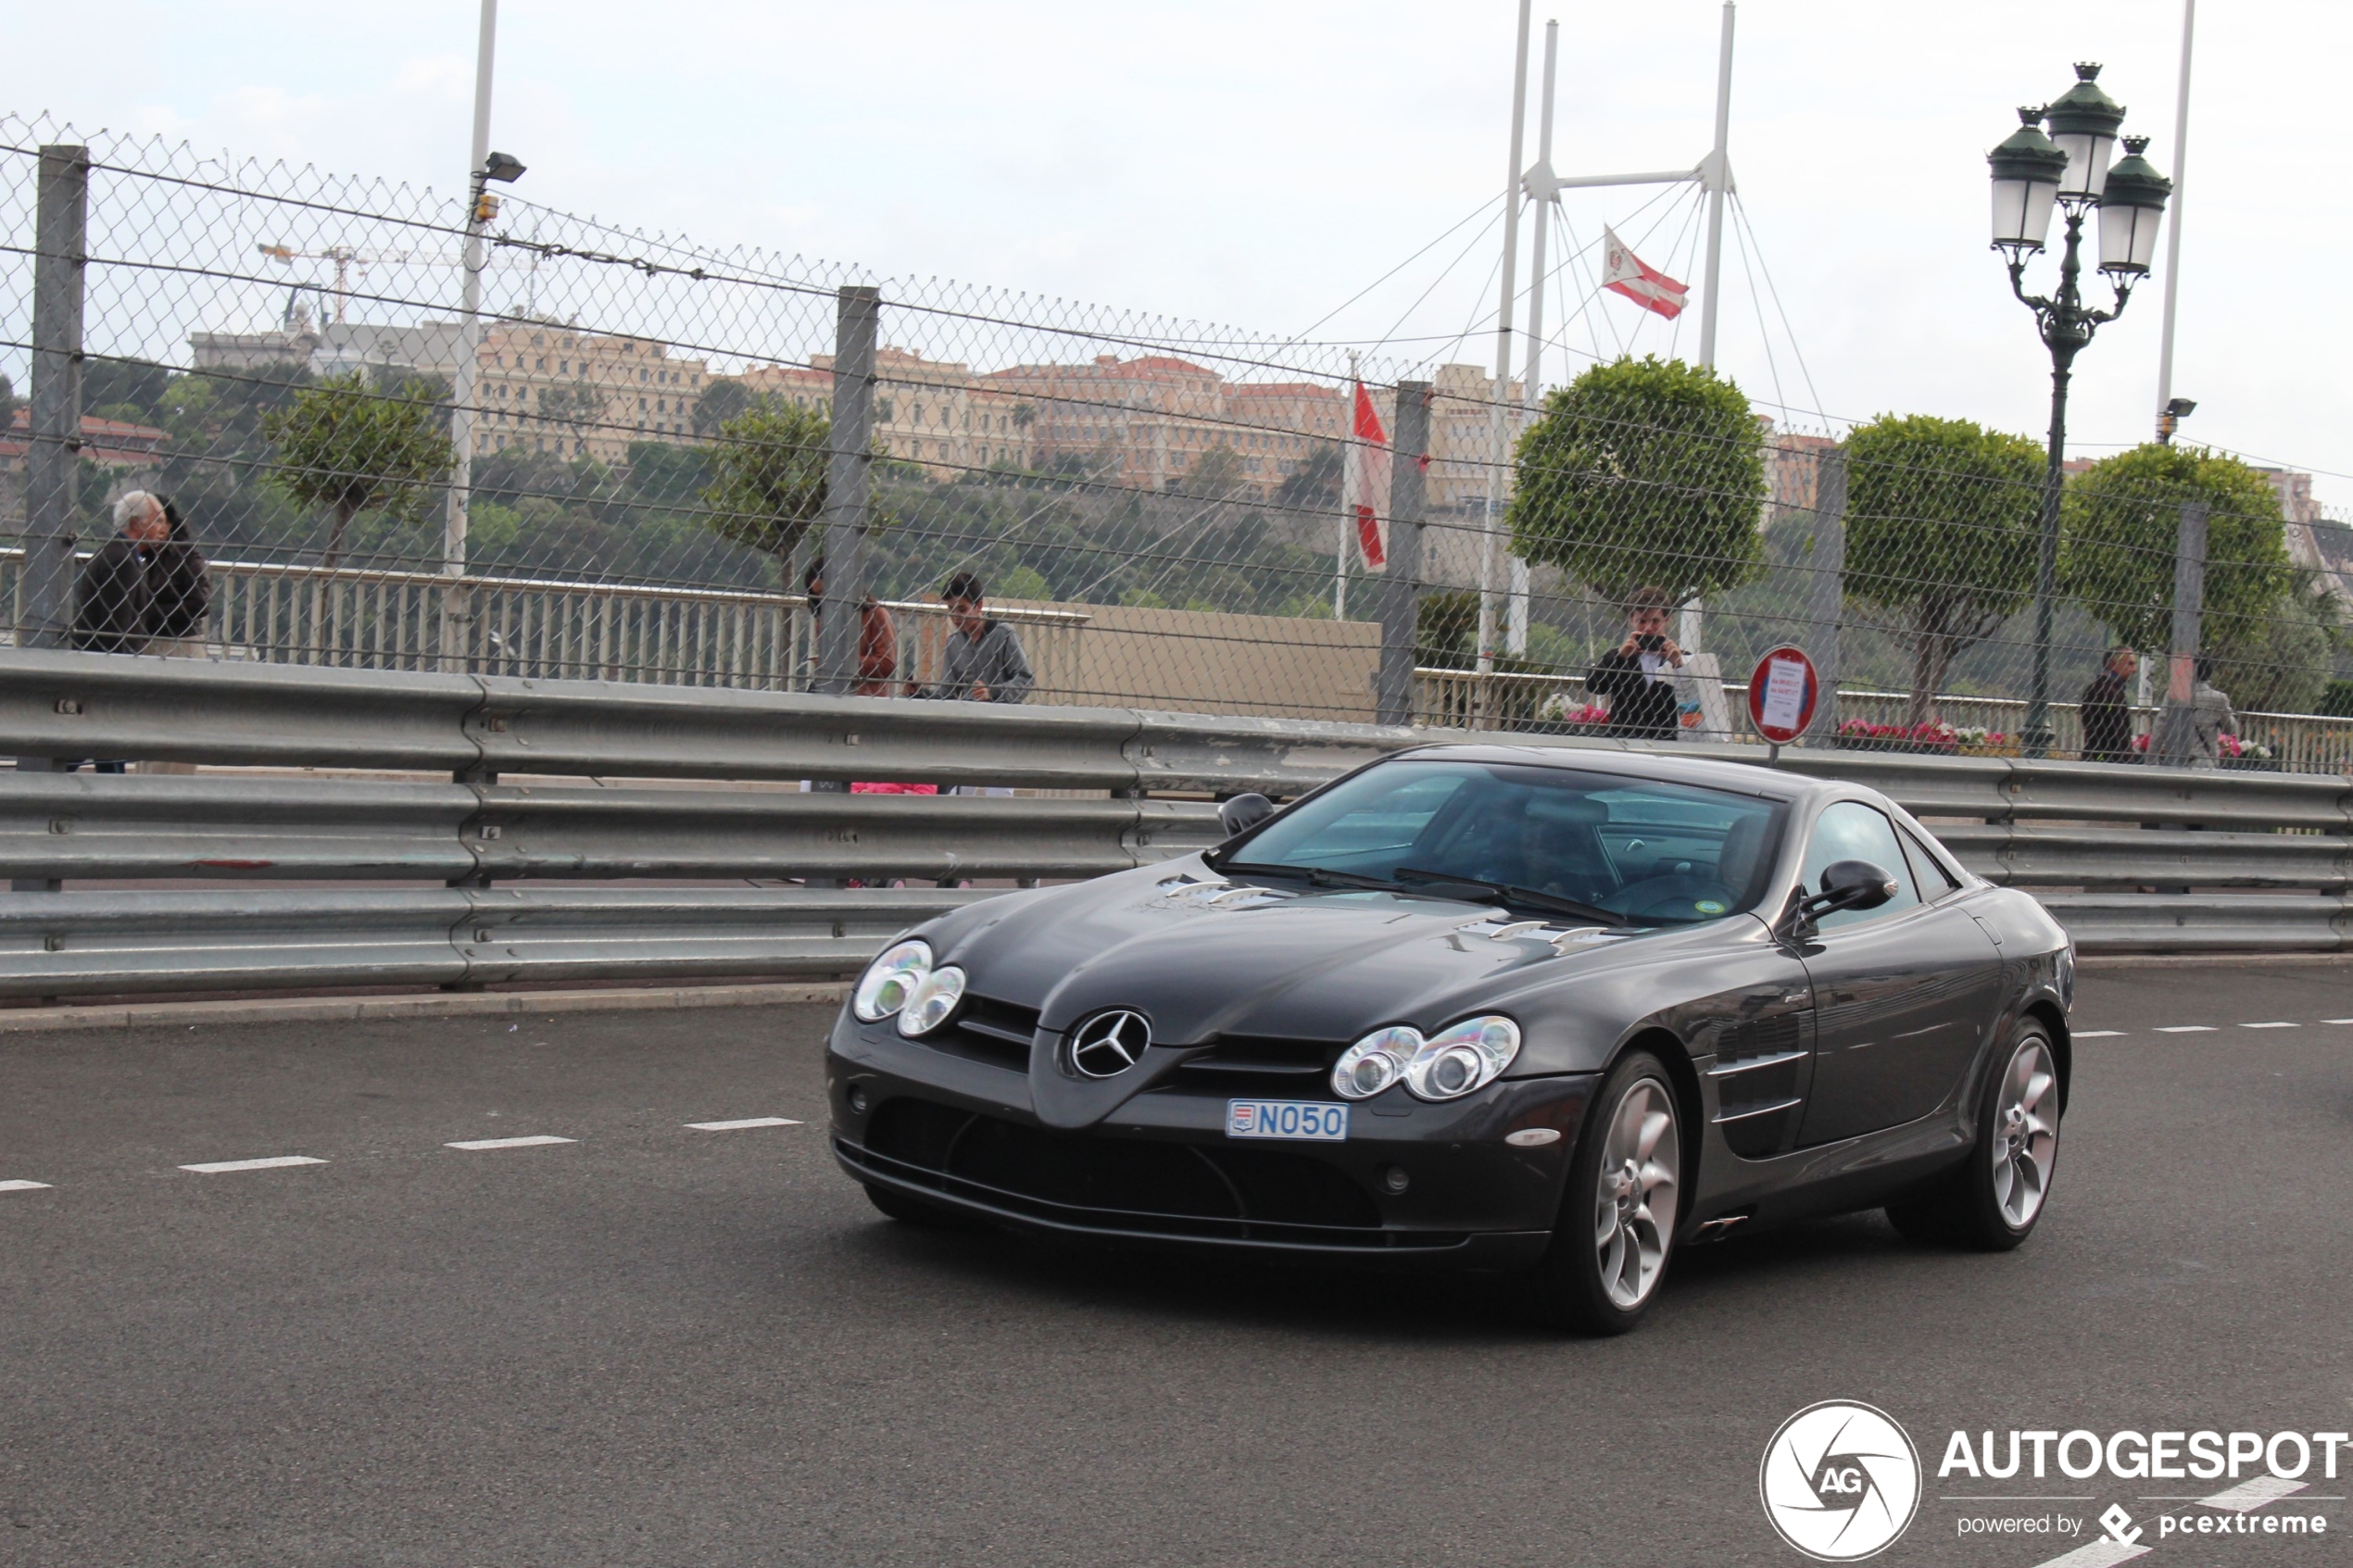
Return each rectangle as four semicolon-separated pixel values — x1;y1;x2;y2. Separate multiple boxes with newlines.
1219;758;1786;926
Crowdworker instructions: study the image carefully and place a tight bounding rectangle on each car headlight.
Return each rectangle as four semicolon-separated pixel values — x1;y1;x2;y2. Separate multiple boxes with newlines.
897;965;967;1037
1331;1025;1420;1100
1407;1015;1521;1100
1332;1015;1521;1102
853;939;932;1022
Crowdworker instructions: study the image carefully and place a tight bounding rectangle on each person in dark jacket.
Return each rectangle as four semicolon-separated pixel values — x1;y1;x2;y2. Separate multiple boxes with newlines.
70;491;173;654
146;495;211;651
1585;585;1684;740
2077;646;2138;762
934;571;1033;703
72;490;208;655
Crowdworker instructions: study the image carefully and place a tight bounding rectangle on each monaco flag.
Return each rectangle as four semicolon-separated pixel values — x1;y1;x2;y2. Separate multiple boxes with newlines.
1601;225;1690;320
1346;381;1392;571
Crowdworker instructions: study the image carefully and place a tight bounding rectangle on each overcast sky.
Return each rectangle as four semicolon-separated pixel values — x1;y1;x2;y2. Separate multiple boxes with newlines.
7;0;2345;506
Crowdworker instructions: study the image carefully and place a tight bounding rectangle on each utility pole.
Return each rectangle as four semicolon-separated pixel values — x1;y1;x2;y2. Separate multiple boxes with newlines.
443;0;498;672
1336;350;1358;620
1477;0;1533;678
2153;0;2196;438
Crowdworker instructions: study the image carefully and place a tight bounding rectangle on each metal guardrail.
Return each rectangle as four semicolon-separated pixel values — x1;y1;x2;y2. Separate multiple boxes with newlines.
0;886;993;996
0;649;2344;999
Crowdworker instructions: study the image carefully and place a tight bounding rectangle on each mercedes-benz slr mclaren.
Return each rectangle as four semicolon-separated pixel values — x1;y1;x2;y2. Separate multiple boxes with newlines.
826;746;2072;1333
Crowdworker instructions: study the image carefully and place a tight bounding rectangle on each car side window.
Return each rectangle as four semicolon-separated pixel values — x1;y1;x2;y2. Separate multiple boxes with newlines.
1900;829;1961;899
1800;802;1922;931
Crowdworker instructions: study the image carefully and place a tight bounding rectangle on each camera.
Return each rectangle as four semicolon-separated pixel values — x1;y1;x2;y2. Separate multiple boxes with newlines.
1636;633;1667;653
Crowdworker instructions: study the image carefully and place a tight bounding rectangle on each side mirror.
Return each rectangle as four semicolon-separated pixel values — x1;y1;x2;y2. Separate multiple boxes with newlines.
1818;859;1900;913
1217;792;1276;838
1780;859;1900;938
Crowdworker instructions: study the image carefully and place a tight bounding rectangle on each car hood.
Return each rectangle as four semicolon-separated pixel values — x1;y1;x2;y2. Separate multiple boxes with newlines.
926;858;1652;1046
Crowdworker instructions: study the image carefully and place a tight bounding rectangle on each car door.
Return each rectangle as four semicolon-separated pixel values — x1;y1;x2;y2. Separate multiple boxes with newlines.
1793;800;2004;1148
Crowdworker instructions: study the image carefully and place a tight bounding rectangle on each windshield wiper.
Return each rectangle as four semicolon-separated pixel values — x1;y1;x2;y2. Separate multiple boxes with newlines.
1390;867;1629;926
1214;861;1402;893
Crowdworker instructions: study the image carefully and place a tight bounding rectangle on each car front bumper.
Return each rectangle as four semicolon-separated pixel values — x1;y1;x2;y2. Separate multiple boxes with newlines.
826;1010;1595;1272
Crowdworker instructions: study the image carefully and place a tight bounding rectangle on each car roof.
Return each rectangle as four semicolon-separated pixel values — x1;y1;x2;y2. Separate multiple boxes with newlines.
1380;742;1849;805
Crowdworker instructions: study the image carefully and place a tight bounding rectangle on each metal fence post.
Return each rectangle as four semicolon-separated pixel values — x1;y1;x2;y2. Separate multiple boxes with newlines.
815;285;879;696
20;145;88;655
1377;381;1430;725
14;145;87;898
2152;499;2208;767
1804;445;1847;745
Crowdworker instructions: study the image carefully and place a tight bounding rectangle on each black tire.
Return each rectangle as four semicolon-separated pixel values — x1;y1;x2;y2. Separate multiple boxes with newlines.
1523;1048;1686;1336
1886;1022;2061;1251
863;1181;972;1229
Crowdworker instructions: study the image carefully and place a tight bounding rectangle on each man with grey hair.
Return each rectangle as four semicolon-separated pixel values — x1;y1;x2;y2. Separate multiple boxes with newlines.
71;490;209;656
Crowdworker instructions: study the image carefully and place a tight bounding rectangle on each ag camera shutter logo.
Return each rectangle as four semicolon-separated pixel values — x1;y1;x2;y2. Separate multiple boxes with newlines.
1759;1400;1922;1561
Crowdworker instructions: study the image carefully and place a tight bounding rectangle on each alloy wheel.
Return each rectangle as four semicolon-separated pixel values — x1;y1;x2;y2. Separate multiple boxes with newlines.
1990;1038;2058;1229
1592;1075;1680;1310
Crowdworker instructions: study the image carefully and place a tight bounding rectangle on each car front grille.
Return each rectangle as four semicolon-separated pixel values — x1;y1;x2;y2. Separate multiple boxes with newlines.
918;995;1039;1071
848;1096;1453;1248
1155;1035;1341;1098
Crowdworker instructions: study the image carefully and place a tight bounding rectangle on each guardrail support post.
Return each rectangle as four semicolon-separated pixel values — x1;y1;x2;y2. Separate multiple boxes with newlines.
1804;445;1846;745
816;285;879;696
2152;500;2208;768
1376;380;1431;726
19;145;87;657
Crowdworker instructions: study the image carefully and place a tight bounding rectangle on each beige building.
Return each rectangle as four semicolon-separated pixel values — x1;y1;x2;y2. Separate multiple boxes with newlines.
739;347;1033;481
982;354;1342;501
475;326;709;465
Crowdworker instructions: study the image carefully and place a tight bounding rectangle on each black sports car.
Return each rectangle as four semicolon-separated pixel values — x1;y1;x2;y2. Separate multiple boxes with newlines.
826;745;2072;1333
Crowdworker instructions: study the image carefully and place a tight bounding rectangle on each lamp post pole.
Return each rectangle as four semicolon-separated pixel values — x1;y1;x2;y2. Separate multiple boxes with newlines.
2019;205;2090;757
1989;65;2171;758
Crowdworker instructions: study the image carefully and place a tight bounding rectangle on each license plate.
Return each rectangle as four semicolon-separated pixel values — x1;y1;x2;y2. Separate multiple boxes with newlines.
1226;1100;1349;1141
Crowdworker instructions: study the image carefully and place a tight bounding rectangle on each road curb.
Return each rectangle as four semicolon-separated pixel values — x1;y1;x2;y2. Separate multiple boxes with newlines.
0;981;852;1035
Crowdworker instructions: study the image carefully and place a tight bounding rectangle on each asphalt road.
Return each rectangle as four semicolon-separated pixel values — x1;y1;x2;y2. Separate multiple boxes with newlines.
1;961;2347;1568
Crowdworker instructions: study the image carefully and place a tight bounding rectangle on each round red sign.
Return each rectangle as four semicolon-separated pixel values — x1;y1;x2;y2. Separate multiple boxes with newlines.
1745;646;1819;746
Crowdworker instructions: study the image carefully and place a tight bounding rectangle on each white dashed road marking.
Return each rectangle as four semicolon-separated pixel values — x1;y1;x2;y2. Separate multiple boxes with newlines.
2152;1026;2215;1034
180;1156;328;1174
686;1117;802;1132
2027;1475;2313;1567
2197;1475;2309;1511
2239;1021;2298;1029
446;1135;575;1151
2030;1540;2148;1567
2074;1030;2125;1037
2323;1018;2353;1025
0;1179;52;1192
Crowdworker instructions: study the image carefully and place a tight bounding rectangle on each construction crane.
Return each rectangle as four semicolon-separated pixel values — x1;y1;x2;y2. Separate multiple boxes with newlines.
256;243;526;323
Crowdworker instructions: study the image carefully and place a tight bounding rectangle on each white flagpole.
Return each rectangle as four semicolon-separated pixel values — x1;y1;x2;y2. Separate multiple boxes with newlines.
1478;0;1534;675
1694;0;1734;371
2154;0;2195;436
1684;0;1735;659
1510;19;1560;660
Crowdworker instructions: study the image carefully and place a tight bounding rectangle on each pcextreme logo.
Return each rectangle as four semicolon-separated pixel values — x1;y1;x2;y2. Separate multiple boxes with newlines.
1759;1400;1923;1562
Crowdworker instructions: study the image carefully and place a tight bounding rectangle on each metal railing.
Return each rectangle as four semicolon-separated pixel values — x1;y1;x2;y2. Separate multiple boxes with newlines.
0;648;2343;998
0;549;1094;692
1410;666;2353;773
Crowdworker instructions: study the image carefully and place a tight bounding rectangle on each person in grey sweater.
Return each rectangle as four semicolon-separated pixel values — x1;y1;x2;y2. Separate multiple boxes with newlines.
933;571;1033;703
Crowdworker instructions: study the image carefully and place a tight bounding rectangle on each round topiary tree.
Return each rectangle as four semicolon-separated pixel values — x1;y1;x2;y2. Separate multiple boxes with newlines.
1508;355;1765;607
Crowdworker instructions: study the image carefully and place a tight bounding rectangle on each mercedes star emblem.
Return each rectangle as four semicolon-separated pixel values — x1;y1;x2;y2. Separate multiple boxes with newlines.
1068;1010;1151;1078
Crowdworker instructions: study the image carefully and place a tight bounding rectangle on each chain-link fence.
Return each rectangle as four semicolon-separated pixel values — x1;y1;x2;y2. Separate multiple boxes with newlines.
6;115;2348;771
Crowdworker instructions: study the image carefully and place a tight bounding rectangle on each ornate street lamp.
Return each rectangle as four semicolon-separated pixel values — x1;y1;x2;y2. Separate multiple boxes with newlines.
1990;64;2171;757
